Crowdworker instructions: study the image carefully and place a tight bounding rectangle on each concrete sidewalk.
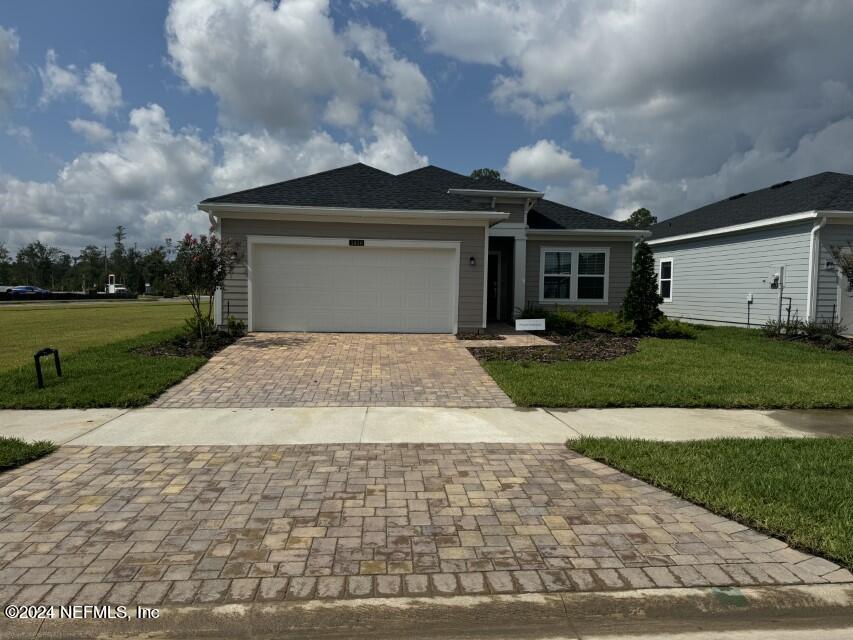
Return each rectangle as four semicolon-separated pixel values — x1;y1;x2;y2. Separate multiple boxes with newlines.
1;406;850;445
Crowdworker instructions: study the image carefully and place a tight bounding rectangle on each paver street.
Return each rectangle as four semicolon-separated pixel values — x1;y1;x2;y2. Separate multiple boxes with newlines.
0;444;848;607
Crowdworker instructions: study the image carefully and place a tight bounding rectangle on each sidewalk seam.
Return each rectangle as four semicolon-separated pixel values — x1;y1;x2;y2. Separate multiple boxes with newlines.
543;407;583;439
64;409;129;445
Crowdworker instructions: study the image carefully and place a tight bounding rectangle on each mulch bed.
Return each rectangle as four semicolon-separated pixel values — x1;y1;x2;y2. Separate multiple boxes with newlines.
133;332;237;359
456;331;506;341
469;331;638;363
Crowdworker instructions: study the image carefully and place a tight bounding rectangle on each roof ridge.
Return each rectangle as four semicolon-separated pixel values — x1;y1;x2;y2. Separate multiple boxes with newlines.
202;163;393;204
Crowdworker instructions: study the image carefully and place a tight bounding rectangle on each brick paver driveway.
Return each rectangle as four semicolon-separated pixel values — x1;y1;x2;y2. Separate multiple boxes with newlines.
152;333;513;408
1;444;849;607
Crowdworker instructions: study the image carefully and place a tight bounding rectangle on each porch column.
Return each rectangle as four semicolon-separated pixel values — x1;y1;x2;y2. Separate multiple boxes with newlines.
513;237;526;316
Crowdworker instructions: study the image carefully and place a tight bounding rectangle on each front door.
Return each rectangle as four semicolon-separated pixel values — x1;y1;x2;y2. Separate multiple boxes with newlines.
487;251;501;321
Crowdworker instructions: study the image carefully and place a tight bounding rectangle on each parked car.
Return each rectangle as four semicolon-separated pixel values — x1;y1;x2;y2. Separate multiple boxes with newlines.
0;285;14;293
10;285;50;295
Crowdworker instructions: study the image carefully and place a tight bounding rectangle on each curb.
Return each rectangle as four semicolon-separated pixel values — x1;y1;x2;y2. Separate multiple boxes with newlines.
4;583;853;639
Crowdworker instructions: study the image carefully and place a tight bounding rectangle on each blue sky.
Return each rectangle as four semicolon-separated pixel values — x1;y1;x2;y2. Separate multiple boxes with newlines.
1;1;852;251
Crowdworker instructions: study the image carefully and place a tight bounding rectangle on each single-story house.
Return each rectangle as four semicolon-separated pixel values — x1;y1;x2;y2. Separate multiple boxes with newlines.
649;171;853;336
200;163;646;333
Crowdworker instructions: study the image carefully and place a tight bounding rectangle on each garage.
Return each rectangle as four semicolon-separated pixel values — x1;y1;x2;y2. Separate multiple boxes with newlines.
249;237;460;333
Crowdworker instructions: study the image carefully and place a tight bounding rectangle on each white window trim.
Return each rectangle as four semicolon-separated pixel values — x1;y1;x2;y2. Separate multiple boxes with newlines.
538;246;610;304
658;257;674;303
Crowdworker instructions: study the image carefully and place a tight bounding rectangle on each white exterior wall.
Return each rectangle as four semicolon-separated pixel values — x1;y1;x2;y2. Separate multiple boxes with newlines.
652;222;813;327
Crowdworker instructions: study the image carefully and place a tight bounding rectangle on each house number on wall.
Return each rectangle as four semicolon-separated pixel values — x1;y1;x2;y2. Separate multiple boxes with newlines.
349;239;365;246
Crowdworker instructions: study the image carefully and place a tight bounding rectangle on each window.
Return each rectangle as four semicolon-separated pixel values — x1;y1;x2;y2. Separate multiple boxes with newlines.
659;258;673;301
540;247;609;303
543;250;572;300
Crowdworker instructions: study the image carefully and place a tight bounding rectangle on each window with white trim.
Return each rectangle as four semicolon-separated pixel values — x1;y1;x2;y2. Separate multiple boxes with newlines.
659;259;673;301
540;247;609;302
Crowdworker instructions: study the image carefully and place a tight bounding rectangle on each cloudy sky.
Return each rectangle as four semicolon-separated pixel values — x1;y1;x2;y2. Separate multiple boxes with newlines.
2;0;853;252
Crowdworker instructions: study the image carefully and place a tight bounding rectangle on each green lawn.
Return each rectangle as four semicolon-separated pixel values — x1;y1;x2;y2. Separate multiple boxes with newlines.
0;300;194;372
0;300;207;409
0;328;207;408
0;437;57;472
569;437;853;569
481;326;853;408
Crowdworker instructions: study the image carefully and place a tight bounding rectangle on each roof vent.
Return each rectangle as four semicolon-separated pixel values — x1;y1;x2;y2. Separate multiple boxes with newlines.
727;193;747;201
770;180;792;189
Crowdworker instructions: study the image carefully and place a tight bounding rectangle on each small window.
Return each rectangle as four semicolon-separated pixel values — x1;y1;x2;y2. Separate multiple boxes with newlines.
659;259;673;301
543;251;572;300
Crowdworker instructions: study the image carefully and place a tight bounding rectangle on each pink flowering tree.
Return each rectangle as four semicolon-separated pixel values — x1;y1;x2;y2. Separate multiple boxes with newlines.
170;233;240;342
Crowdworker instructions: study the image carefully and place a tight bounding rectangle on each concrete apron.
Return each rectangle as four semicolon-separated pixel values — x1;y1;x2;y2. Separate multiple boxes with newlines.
2;406;849;446
4;584;852;639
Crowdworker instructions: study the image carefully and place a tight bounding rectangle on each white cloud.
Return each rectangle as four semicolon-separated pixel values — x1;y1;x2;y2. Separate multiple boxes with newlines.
166;0;431;135
0;26;21;117
5;124;32;146
394;0;853;219
0;104;211;250
39;50;122;116
69;118;113;144
1;102;428;251
504;139;611;212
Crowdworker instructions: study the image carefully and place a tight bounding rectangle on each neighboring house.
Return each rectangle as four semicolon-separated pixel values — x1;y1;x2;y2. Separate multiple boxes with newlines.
649;172;853;336
200;163;644;333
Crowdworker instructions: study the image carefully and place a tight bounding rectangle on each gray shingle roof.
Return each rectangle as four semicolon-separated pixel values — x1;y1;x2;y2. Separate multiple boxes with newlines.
651;172;853;239
397;165;536;192
202;163;484;211
528;199;635;231
202;161;634;231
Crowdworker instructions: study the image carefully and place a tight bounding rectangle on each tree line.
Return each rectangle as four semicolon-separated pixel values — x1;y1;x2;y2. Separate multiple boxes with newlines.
0;226;175;294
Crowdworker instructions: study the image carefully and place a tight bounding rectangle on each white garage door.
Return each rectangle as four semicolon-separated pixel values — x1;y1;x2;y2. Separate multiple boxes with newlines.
250;239;459;333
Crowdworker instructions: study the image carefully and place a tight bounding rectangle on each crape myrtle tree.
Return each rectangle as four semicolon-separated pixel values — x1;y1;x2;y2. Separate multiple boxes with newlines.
621;240;663;334
169;232;240;343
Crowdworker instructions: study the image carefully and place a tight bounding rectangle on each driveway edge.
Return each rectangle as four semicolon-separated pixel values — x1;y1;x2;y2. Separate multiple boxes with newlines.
14;584;853;639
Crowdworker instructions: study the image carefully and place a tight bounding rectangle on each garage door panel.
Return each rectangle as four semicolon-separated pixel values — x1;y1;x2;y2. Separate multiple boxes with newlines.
251;241;457;333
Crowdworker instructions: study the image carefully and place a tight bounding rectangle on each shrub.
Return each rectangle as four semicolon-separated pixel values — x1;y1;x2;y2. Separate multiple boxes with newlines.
621;240;663;334
227;315;247;338
583;311;635;336
184;315;216;340
651;317;696;339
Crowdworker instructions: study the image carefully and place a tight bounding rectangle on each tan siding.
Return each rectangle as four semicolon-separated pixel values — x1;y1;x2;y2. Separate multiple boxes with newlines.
221;218;486;328
525;237;634;312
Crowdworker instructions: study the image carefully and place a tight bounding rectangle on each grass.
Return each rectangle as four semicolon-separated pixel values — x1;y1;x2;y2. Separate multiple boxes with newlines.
481;326;853;408
569;437;853;569
0;300;194;373
0;328;207;409
0;436;57;472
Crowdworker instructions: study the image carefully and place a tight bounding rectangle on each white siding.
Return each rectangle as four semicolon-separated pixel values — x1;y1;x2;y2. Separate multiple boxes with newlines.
815;222;853;322
652;223;813;326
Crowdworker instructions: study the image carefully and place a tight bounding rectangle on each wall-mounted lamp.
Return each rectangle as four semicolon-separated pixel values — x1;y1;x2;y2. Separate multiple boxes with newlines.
469;256;476;267
825;260;836;271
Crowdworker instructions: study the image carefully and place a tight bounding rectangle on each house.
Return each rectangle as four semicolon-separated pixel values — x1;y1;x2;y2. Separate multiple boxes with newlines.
199;163;644;333
648;172;853;335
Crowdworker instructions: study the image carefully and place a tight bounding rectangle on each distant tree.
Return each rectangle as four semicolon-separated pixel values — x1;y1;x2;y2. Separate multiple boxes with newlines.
470;168;501;181
626;207;657;229
14;241;66;288
141;246;171;294
621;240;663;334
0;243;10;284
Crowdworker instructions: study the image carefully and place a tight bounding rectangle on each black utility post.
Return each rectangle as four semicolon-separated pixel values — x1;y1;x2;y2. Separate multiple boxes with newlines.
34;348;62;389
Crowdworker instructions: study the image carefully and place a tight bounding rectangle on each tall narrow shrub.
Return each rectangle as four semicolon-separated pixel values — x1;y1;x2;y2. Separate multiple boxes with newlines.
621;240;662;334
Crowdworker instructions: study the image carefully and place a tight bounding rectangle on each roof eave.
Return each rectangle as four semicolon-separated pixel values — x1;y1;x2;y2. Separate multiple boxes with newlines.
646;210;846;245
527;228;648;237
447;188;544;198
199;202;509;224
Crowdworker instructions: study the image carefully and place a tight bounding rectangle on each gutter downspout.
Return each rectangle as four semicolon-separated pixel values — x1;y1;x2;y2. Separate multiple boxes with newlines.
806;216;826;321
